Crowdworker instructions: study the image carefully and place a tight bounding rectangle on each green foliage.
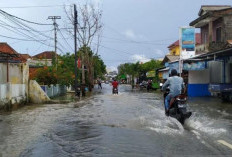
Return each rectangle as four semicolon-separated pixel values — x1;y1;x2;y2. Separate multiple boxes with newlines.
117;59;162;79
35;47;106;87
35;53;78;86
35;66;58;85
93;54;106;79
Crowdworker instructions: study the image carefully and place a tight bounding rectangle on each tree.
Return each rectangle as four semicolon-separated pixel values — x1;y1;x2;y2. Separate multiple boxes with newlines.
117;60;162;87
93;54;106;79
64;3;103;89
34;53;81;87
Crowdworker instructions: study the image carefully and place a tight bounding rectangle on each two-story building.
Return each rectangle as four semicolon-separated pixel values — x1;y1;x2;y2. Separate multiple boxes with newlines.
190;5;232;54
186;5;232;98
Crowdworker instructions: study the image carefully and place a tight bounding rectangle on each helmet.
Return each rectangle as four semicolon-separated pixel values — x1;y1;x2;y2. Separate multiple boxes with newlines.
171;69;178;76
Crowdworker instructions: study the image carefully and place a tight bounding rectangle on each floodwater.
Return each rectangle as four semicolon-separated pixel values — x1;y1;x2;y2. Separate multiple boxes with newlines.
0;84;232;157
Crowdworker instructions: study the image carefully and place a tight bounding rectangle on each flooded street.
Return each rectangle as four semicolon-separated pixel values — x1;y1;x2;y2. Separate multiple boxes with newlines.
1;84;232;157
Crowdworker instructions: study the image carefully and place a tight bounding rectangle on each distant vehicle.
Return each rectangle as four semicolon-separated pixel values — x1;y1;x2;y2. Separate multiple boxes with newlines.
112;87;118;94
105;81;109;84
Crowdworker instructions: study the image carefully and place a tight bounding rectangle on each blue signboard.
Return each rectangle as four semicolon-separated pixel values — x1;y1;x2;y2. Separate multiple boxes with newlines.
181;28;195;51
183;61;206;71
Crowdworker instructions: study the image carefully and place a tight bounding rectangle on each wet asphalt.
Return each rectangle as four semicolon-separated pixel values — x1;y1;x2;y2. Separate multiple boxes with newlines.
0;84;232;157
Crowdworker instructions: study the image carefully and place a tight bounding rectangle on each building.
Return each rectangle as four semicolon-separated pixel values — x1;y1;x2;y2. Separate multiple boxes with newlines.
190;5;232;54
29;51;56;66
185;5;232;97
158;34;201;83
0;42;29;110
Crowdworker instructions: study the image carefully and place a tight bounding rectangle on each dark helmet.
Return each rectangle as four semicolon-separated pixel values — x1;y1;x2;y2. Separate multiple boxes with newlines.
171;69;178;76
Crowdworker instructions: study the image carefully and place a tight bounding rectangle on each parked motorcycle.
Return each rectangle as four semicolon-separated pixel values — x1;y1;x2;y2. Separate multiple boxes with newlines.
112;87;118;94
164;90;192;124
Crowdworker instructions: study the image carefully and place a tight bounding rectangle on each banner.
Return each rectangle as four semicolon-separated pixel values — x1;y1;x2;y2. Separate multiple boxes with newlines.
183;61;206;70
146;71;156;78
78;58;81;68
180;27;195;59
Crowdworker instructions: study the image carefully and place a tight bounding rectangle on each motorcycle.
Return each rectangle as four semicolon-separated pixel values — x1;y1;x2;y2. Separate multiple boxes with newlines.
112;87;118;94
164;90;192;124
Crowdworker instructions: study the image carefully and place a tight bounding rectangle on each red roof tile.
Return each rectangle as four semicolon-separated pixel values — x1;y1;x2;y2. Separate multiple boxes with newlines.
0;42;18;55
21;54;31;60
167;33;201;49
33;51;56;59
0;42;26;62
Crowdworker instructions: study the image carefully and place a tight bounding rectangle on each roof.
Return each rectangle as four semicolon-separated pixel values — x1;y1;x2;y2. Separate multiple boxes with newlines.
198;5;231;16
186;47;232;62
21;54;31;60
33;51;56;59
0;42;26;63
190;7;232;27
168;33;201;49
158;67;169;72
162;55;180;64
168;40;179;48
0;42;18;55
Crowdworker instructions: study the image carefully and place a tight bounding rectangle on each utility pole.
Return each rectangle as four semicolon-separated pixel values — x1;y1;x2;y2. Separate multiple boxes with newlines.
48;16;61;69
74;4;80;97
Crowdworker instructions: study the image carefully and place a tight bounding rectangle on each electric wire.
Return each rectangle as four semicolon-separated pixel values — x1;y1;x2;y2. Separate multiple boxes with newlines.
0;9;52;25
0;15;53;46
0;5;70;9
57;27;74;52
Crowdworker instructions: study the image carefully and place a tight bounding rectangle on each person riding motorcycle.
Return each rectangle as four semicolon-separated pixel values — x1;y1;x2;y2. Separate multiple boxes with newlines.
162;69;185;116
112;79;119;93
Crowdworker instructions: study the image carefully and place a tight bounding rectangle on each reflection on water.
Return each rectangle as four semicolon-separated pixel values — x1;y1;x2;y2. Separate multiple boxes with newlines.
0;84;232;156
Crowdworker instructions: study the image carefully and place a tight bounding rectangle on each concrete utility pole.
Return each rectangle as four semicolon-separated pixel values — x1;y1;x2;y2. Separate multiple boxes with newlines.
48;16;61;68
74;4;80;97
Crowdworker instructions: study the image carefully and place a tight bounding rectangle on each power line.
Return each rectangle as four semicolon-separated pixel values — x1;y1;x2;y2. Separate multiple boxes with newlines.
0;20;53;32
101;35;175;44
0;34;50;41
0;10;54;40
0;5;70;9
92;42;134;56
57;27;74;52
0;9;52;25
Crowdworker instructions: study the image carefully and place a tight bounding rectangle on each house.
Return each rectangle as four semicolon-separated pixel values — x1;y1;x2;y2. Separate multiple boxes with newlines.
0;42;29;110
190;5;232;54
29;51;56;66
158;34;201;83
185;5;232;97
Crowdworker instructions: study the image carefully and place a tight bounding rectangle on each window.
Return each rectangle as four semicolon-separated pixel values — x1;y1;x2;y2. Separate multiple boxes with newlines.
216;27;222;42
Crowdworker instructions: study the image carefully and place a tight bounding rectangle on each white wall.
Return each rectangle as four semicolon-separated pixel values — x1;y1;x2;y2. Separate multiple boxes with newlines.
188;69;210;84
0;63;23;84
0;83;26;108
0;63;29;108
0;63;7;83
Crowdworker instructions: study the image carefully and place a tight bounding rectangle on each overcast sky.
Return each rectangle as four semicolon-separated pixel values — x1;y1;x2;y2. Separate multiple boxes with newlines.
0;0;231;71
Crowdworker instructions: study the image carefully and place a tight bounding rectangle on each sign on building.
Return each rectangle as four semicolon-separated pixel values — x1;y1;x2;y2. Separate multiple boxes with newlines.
180;27;195;59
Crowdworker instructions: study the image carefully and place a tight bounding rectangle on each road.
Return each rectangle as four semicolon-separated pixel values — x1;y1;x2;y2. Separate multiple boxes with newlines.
0;84;232;157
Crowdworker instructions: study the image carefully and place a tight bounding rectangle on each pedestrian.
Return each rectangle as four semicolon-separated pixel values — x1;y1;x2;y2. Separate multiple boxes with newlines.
97;79;102;89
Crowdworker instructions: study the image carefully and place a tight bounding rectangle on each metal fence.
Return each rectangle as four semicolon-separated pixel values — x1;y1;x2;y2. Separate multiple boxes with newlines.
40;84;67;98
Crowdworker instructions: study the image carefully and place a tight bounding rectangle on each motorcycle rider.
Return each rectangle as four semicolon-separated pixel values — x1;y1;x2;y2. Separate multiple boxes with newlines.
162;69;185;116
112;78;119;93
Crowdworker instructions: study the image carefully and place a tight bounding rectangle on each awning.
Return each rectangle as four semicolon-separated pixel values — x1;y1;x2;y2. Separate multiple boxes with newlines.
158;67;169;72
